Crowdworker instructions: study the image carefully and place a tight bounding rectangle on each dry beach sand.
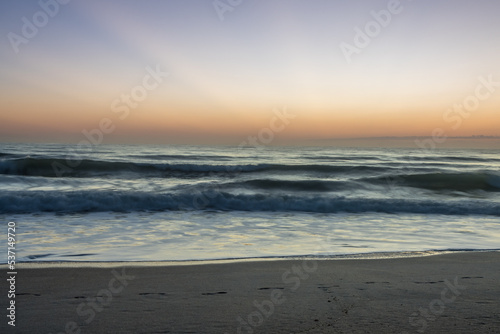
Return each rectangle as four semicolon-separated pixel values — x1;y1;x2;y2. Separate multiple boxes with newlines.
2;251;499;333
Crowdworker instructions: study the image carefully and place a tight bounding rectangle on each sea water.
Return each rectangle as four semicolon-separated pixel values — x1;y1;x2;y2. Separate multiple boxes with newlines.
0;143;499;262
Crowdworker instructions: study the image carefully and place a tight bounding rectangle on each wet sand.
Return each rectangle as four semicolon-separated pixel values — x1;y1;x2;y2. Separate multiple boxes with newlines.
2;251;499;333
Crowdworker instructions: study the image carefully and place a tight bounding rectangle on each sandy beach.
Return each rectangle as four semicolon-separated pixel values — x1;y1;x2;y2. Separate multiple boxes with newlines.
1;251;498;333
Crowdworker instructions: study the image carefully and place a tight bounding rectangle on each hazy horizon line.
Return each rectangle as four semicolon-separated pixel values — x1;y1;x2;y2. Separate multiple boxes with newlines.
312;135;500;141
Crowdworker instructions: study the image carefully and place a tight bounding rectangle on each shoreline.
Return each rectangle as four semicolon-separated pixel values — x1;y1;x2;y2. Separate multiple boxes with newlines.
4;249;499;269
3;251;499;333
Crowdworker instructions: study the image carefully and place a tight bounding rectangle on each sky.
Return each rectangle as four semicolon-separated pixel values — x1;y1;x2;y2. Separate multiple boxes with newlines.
1;0;499;146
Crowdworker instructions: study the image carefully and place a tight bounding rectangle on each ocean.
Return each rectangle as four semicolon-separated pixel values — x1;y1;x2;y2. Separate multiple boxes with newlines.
0;143;499;262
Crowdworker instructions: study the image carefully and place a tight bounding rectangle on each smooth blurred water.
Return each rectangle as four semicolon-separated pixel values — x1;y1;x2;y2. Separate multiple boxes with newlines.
2;211;499;262
0;143;499;262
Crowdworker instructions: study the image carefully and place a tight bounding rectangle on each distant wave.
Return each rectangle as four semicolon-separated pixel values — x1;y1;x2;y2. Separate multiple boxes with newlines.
366;172;500;192
408;155;500;163
302;155;385;161
124;154;236;161
0;157;394;178
1;190;499;215
303;154;500;163
2;157;499;193
237;179;351;192
0;158;267;177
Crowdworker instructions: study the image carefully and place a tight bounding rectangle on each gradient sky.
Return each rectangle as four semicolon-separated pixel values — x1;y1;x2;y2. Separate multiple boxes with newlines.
1;0;499;145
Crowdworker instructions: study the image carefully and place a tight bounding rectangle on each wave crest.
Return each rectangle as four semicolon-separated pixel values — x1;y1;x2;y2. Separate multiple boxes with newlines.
1;190;498;215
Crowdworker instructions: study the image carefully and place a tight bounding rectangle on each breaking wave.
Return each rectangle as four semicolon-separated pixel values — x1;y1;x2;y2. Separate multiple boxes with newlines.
1;190;499;215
